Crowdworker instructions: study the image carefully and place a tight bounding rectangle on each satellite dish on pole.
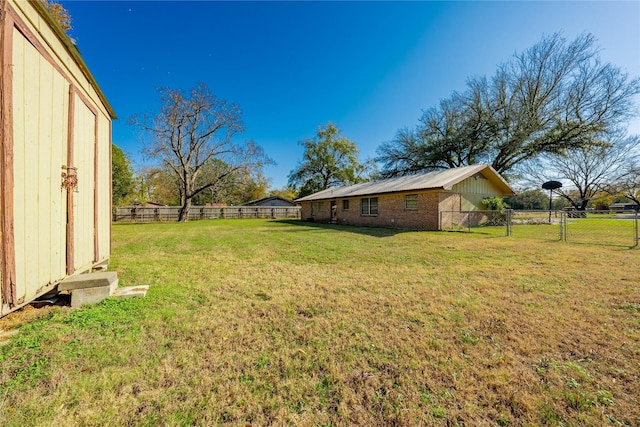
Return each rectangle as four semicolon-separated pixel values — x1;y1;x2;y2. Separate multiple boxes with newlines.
542;181;563;222
542;180;563;190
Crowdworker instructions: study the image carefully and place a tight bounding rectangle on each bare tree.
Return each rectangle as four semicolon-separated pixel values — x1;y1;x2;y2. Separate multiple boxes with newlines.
524;136;639;210
378;33;640;177
132;83;272;221
606;153;640;206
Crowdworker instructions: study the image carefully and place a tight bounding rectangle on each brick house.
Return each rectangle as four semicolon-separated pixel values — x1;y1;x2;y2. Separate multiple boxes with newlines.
295;164;515;231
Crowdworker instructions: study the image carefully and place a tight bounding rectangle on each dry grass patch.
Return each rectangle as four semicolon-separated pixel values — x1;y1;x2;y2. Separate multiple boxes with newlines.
0;219;638;426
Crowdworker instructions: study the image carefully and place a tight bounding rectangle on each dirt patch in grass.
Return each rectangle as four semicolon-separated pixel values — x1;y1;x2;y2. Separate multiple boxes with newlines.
0;219;638;426
0;300;72;345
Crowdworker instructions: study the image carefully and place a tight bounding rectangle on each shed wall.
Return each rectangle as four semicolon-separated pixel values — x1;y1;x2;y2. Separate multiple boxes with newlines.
1;0;113;314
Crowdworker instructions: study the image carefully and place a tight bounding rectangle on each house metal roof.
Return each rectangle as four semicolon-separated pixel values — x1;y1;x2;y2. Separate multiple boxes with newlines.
242;196;295;206
295;164;514;202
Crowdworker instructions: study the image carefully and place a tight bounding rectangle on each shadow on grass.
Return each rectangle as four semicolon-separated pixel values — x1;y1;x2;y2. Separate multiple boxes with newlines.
444;229;510;238
272;219;430;238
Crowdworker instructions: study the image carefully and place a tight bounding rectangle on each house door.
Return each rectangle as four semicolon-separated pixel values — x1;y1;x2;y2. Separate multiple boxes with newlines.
331;201;337;223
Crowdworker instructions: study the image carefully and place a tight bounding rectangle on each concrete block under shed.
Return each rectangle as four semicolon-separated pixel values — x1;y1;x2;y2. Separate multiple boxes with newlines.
58;272;119;308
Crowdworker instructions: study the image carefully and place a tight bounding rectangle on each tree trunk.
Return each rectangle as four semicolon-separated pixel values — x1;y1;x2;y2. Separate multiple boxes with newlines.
179;180;193;222
178;197;192;222
579;199;589;210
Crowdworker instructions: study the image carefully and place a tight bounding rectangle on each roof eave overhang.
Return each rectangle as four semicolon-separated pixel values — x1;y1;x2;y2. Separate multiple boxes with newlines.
295;186;448;202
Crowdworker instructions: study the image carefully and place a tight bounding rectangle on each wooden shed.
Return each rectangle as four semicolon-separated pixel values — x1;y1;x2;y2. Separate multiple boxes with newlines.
295;164;515;231
1;0;116;316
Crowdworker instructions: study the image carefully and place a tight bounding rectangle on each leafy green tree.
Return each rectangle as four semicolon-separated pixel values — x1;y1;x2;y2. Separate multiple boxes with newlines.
111;144;135;206
269;187;297;201
378;33;640;177
481;197;506;211
288;122;365;197
42;0;72;33
142;167;181;206
504;189;549;210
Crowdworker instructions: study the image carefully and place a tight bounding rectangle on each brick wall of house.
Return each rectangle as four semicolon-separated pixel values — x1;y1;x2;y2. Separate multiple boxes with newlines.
298;172;506;230
438;192;462;229
302;190;464;231
300;201;332;222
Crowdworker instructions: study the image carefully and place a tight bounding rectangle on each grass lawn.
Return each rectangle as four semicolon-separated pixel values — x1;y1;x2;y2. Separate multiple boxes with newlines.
1;219;638;426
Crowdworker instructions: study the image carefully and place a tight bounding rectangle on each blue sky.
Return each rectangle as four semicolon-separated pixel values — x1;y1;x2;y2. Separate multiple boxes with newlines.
62;1;640;190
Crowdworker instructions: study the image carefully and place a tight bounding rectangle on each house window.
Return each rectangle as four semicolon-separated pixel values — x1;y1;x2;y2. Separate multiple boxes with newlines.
342;200;349;211
318;202;325;211
310;202;314;215
361;197;378;215
405;194;418;210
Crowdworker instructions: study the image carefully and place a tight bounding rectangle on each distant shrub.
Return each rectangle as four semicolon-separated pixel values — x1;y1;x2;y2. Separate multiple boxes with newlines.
482;196;506;211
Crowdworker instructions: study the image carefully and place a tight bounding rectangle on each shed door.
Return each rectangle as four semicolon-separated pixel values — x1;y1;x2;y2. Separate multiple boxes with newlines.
11;28;68;302
70;93;97;273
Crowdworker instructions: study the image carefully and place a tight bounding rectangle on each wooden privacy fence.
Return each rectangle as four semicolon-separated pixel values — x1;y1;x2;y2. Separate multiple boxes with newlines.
113;206;301;222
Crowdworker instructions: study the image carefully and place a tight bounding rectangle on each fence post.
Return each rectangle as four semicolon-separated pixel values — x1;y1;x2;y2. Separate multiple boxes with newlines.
506;209;512;236
634;211;639;248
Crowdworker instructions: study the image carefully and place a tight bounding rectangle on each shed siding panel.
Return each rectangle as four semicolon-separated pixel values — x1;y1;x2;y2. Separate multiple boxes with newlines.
72;95;96;271
96;113;111;260
36;42;53;288
12;29;68;301
12;29;27;301
48;66;68;283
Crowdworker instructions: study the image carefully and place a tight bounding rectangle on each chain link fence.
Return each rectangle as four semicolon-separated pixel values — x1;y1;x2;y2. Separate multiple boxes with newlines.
561;211;638;247
441;210;639;248
510;210;564;242
441;210;511;236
